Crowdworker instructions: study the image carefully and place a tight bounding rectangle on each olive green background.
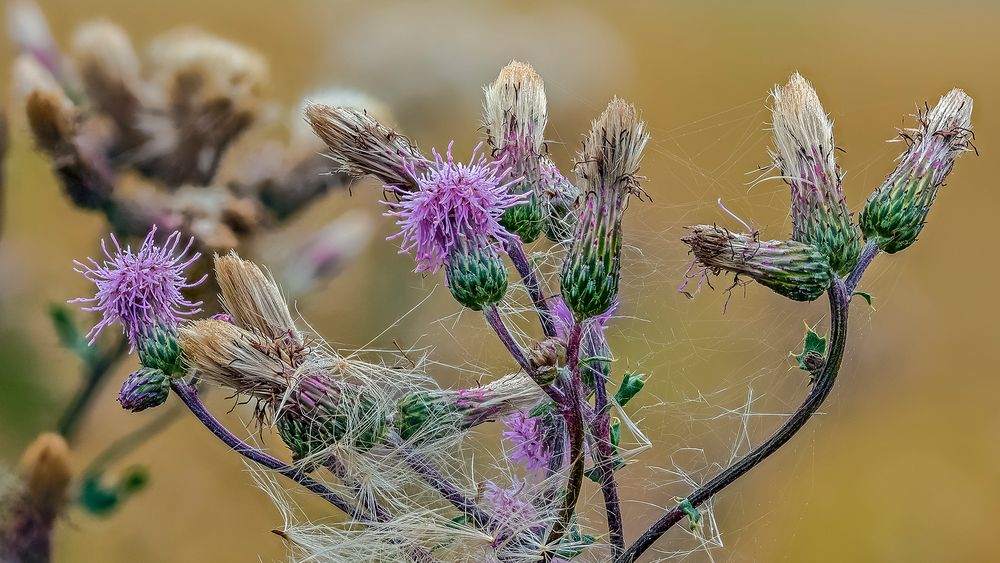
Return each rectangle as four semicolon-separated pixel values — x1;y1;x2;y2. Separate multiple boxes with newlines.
1;1;997;561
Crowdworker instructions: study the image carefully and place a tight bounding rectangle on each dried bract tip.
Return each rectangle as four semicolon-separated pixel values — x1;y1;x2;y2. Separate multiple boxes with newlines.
214;252;299;343
860;89;974;253
577;96;649;201
769;73;861;275
72;20;142;127
682;225;834;302
306;103;425;192
25;88;75;155
483;60;547;152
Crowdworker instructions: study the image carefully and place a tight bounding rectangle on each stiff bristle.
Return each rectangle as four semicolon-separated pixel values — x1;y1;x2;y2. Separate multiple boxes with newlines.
214;252;299;343
482;60;547;152
306;103;425;191
578;96;649;197
770;73;835;175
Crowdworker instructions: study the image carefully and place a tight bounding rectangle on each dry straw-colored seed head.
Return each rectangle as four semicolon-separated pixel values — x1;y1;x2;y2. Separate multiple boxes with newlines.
577;96;649;199
214;252;299;343
482;60;547;152
769;73;836;180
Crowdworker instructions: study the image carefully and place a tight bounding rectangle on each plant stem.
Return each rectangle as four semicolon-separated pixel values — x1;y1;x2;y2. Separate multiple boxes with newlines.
845;239;879;295
503;238;556;338
58;337;129;442
588;337;625;556
483;305;564;404
618;279;851;563
543;323;586;560
83;404;182;476
170;380;367;520
386;432;494;530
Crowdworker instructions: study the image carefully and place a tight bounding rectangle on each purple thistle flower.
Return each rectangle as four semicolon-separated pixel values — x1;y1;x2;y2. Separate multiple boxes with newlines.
551;295;617;343
502;411;550;474
71;226;206;349
384;141;524;273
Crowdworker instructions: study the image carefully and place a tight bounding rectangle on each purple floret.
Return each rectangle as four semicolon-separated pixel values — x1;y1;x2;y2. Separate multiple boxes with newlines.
71;226;206;349
502;411;550;474
384;141;524;273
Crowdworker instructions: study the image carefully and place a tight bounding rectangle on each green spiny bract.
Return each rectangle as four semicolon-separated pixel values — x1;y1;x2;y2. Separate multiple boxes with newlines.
770;73;862;276
860;88;973;254
275;375;387;465
540;157;580;243
444;237;508;311
682;225;834;302
499;193;544;243
138;325;184;375
394;390;465;444
117;367;171;412
561;198;622;319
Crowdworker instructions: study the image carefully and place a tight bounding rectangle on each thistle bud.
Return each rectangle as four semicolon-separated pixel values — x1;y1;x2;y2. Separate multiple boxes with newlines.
561;97;648;320
118;367;171;412
444;235;509;311
483;61;549;243
770;73;862;275
275;374;388;464
860;89;974;253
682;225;834;302
138;325;183;375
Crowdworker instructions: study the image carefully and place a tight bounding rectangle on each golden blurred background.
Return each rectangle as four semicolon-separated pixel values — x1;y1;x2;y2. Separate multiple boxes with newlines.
1;0;997;561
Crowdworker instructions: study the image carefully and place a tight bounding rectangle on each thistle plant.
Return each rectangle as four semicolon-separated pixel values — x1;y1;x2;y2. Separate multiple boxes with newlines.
0;10;973;558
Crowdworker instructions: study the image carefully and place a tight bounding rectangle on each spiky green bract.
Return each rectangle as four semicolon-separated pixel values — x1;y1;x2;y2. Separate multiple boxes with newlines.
499;194;544;243
561;97;648;320
860;89;973;253
683;225;834;302
444;235;508;311
770;73;862;275
117;367;170;412
137;325;183;375
394;390;463;444
276;374;387;464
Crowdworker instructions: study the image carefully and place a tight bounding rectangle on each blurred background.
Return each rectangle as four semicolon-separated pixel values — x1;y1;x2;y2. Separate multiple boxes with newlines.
0;0;997;561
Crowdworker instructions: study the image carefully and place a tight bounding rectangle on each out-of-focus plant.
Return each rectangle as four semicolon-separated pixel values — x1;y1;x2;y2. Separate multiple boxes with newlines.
0;4;975;560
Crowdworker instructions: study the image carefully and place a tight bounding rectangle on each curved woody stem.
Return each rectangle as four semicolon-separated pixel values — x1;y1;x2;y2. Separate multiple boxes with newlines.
619;277;852;563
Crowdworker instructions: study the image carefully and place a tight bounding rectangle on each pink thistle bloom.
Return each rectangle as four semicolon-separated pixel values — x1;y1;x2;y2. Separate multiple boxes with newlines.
71;226;206;349
384;141;524;273
502;411;550;474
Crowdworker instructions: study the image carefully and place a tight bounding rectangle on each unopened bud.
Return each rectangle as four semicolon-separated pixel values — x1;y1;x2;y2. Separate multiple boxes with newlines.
444;236;508;311
118;367;170;412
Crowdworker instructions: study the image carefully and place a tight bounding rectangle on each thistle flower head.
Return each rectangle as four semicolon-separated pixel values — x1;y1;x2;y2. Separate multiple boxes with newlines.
71;226;205;348
502;412;550;474
484;61;549;243
561;97;648;320
860;88;974;253
306;103;426;192
681;224;834;302
769;73;861;275
386;142;523;273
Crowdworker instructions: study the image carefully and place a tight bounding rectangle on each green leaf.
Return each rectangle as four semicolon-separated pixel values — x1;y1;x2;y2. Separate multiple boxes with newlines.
78;466;150;517
677;497;701;531
528;401;555;418
554;521;597;559
614;371;647;407
48;304;95;365
853;291;875;309
793;326;827;372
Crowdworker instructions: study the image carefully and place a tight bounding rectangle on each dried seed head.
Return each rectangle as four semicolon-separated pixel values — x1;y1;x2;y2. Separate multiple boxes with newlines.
6;0;62;79
306;103;426;192
291;88;392;153
682;224;834;302
71;20;142;128
214;252;299;344
24;88;75;155
483;60;547;154
860;89;974;253
561;97;648;320
769;73;861;275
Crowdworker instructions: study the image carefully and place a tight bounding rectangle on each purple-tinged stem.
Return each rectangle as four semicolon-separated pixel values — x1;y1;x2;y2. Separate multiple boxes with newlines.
170;380;366;520
618;279;851;563
588;334;625;556
386;432;494;530
484;305;564;404
844;239;879;295
543;323;586;561
503;238;557;338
